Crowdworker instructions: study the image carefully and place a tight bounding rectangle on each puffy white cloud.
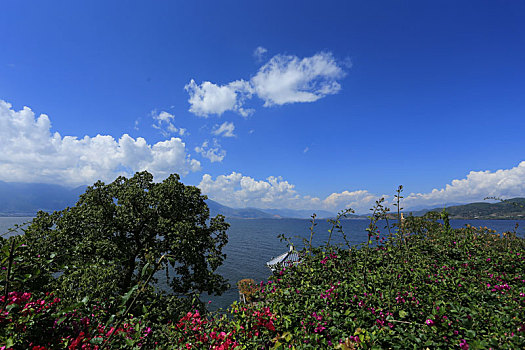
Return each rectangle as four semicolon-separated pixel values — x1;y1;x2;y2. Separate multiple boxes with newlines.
199;163;525;212
184;79;253;117
403;162;525;209
0;100;201;186
323;190;381;211
198;172;381;212
251;52;346;106
194;140;226;163
199;172;298;208
212;121;236;137
185;52;346;116
253;46;267;61
324;163;525;212
151;110;186;136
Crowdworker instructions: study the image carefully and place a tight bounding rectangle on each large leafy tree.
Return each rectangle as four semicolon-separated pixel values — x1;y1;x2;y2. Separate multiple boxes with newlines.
23;171;229;303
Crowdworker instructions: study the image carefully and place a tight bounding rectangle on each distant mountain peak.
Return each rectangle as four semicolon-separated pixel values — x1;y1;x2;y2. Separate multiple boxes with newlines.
205;199;336;219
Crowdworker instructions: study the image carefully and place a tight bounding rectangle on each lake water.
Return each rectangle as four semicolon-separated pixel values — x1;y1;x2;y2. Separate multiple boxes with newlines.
2;216;524;311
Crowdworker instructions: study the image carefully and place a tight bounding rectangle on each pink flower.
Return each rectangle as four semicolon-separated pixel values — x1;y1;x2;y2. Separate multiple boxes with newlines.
459;339;469;350
425;319;434;326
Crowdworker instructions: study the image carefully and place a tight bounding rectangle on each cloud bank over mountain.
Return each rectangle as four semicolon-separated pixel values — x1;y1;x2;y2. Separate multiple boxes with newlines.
199;162;525;213
198;172;381;213
0;100;200;186
403;162;525;208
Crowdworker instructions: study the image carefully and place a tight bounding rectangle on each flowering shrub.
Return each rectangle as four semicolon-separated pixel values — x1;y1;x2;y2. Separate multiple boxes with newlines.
248;219;525;349
164;214;524;349
0;291;151;349
2;208;525;349
169;309;239;349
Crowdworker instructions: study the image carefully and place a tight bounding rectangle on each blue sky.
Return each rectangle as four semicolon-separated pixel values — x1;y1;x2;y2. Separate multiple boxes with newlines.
1;1;525;213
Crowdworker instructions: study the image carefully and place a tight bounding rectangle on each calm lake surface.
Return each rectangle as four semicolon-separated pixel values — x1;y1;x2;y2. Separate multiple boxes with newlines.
2;216;524;311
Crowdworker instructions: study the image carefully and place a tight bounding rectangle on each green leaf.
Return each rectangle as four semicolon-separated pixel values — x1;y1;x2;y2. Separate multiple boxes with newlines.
141;262;151;278
120;284;139;307
272;340;282;349
90;337;104;345
106;314;116;327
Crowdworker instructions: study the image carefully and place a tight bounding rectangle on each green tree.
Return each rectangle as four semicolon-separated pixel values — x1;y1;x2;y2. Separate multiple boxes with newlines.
23;171;229;304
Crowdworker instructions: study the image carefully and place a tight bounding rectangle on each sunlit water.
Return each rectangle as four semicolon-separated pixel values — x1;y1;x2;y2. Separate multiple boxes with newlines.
2;216;524;311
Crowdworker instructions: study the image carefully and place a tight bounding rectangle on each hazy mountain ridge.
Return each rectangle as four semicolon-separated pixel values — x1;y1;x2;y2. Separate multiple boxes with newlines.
0;182;333;219
206;200;276;219
1;181;525;220
0;181;85;216
206;200;337;219
406;198;525;220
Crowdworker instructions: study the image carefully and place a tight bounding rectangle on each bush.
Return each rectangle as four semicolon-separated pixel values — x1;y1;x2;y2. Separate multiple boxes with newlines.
237;279;260;303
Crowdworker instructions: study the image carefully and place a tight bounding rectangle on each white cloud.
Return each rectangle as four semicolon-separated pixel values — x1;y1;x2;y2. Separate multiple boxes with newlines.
151;110;186;136
403;162;525;209
0;100;201;186
199;172;297;208
194;140;226;163
251;52;346;106
323;190;381;212
253;46;267;61
303;147;309;153
184;79;253;117
185;51;346;116
199;163;525;213
198;172;381;212
212;121;236;137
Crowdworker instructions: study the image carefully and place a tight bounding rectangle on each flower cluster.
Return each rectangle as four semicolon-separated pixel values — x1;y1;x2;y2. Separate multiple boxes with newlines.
173;310;238;349
0;291;150;349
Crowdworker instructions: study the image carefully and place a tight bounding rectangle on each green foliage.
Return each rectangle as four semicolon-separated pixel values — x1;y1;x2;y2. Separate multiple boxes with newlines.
154;208;524;349
20;171;230;304
249;214;525;349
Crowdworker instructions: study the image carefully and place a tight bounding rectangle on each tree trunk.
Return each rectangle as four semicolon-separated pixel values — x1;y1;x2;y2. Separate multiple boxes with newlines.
120;254;137;292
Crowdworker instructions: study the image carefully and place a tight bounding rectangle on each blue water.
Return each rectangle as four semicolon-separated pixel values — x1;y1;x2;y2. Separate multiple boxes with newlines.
2;216;524;311
0;217;33;238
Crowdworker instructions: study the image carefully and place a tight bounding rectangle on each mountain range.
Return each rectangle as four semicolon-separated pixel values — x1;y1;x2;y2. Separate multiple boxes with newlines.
206;199;336;219
1;181;524;220
0;181;335;219
0;181;86;216
405;198;525;220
